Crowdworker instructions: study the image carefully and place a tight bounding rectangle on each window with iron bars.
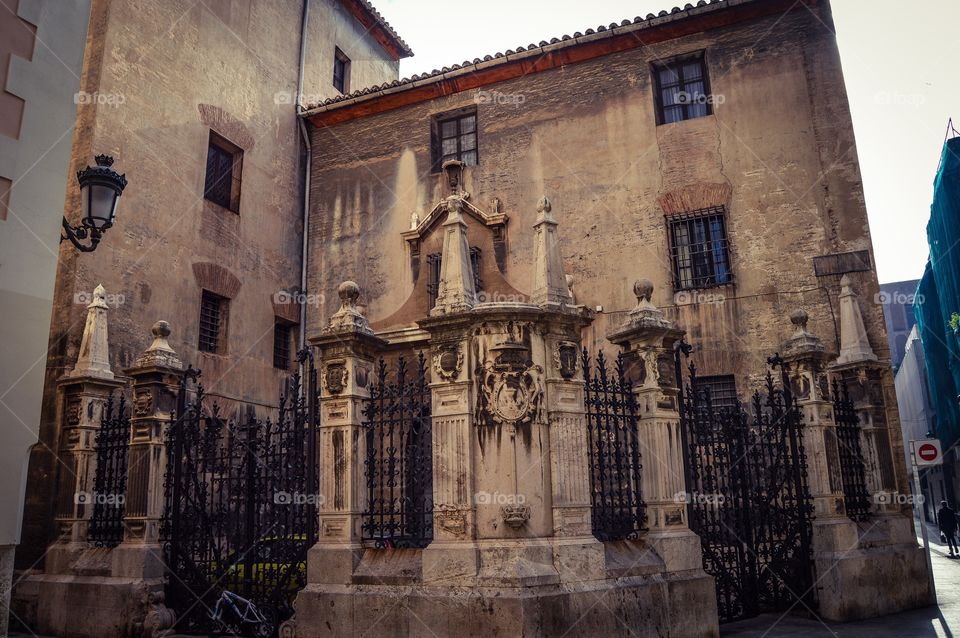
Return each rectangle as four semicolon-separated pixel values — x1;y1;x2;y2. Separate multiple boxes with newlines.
653;51;712;125
198;290;228;354
668;207;732;291
273;322;292;370
426;247;483;309
695;375;738;412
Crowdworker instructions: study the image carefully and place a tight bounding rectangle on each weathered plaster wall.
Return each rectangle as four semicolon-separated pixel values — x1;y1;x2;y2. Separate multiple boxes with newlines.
21;0;400;568
306;4;889;391
301;0;400;101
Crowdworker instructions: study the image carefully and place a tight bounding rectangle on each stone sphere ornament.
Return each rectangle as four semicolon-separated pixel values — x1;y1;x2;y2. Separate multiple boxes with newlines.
633;278;654;303
338;280;360;307
790;308;809;332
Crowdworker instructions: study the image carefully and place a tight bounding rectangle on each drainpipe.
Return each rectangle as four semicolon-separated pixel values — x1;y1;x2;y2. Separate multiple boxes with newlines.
296;0;311;352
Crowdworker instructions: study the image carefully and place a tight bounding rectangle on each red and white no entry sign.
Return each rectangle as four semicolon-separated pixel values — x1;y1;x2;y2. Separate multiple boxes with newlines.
912;439;943;467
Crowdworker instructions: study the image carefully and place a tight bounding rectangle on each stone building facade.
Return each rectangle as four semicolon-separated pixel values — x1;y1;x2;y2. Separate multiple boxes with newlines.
302;0;903;481
12;0;931;635
20;0;410;569
292;0;924;631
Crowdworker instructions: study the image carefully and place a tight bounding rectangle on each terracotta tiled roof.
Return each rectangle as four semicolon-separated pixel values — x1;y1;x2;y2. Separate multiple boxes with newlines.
353;0;414;58
304;0;745;113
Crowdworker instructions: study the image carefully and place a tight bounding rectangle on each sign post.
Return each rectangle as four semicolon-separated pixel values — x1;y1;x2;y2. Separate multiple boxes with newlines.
910;438;942;605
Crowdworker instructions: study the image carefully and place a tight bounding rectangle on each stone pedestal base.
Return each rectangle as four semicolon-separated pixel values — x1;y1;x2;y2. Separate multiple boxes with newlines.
812;514;930;621
11;544;175;638
13;573;165;637
294;571;716;638
293;539;718;638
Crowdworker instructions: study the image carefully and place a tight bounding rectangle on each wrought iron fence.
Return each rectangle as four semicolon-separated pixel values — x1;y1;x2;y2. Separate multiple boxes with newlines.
88;393;131;547
162;357;319;636
362;353;433;548
832;378;872;521
678;346;814;623
582;348;646;541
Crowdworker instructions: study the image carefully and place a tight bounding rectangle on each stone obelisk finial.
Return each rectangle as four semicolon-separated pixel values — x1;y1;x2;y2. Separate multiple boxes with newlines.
69;284;114;379
835;274;877;365
531;196;571;309
430;196;477;316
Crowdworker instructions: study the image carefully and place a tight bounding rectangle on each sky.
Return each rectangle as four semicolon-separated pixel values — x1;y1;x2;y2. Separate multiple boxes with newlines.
373;0;958;284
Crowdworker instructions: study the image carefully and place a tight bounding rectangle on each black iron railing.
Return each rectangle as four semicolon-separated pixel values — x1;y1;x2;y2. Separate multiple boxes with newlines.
832;378;872;521
678;345;815;623
162;355;319;635
88;393;130;547
362;353;433;548
582;349;646;541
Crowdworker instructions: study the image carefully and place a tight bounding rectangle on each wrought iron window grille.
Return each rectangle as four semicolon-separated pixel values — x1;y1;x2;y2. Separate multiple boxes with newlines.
667;206;733;291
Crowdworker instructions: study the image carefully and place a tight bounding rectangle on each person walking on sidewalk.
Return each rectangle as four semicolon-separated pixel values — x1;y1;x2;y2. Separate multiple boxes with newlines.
938;500;959;556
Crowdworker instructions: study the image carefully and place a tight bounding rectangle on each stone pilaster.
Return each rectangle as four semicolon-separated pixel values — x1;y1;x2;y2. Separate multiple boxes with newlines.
420;314;479;585
780;309;846;520
307;281;386;585
430;196;476;316
607;279;701;573
531;196;572;309
112;321;184;579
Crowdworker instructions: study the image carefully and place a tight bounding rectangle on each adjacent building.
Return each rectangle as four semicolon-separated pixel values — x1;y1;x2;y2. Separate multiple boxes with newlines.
895;326;939;520
0;1;92;634
17;0;410;572
881;279;920;370
913;135;960;510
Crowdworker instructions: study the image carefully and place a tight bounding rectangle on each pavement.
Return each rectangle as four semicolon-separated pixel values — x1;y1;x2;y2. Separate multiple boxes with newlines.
722;517;957;637
8;518;960;637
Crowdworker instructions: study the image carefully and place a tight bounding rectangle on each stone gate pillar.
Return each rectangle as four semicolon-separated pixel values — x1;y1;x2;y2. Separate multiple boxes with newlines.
420;315;479;584
777;300;929;621
46;285;124;573
829;274;901;506
607;279;704;573
305;281;385;586
780;309;846;520
112;320;184;580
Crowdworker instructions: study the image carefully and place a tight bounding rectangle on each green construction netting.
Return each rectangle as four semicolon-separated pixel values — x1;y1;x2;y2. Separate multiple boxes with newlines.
914;136;960;448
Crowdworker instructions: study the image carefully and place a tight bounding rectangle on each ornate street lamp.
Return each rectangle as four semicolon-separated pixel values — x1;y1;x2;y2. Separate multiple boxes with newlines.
61;154;128;252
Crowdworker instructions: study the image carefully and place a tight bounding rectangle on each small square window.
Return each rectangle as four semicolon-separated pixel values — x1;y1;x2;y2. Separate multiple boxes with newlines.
432;111;478;170
695;375;738;412
668;207;732;291
198;290;229;354
204;131;242;212
273;322;292;370
333;47;350;94
653;52;712;125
